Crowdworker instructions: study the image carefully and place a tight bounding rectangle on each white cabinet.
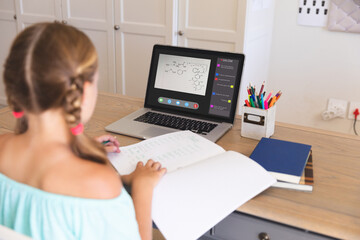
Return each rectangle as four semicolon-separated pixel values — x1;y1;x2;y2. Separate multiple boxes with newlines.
14;0;61;27
0;0;115;104
13;0;115;93
115;0;246;97
115;0;250;97
0;0;17;105
115;0;275;104
114;0;250;99
177;0;246;52
61;0;115;93
114;0;175;97
0;0;275;109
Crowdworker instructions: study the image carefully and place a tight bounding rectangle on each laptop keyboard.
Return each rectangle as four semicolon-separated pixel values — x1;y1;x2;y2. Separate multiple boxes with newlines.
134;112;218;134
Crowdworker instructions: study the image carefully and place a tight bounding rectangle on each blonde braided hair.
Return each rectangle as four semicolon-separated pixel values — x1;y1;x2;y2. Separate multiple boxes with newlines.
3;22;107;164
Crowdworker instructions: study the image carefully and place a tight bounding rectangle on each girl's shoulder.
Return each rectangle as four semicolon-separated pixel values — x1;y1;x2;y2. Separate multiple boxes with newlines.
40;155;123;200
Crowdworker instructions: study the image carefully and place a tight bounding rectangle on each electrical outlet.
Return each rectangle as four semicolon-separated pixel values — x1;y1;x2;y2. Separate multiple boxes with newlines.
348;101;360;120
327;98;347;118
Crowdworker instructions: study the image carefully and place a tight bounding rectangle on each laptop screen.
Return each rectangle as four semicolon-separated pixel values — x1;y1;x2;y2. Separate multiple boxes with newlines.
144;45;245;123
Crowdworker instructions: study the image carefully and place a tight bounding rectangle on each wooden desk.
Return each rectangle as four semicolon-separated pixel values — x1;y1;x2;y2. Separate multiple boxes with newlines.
1;93;359;239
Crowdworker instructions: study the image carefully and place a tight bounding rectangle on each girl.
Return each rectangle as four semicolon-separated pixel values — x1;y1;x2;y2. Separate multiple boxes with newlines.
0;22;166;239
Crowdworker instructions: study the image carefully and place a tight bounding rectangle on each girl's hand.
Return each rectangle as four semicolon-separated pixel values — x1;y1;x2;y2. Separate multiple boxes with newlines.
122;160;166;188
129;160;166;240
94;134;120;153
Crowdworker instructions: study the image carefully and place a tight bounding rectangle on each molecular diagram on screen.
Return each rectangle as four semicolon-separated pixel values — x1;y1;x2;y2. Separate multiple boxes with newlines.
164;61;208;92
165;61;187;75
189;64;207;91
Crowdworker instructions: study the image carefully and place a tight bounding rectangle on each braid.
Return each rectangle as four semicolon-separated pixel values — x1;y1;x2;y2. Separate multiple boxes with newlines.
63;75;84;127
62;75;108;165
4;22;109;164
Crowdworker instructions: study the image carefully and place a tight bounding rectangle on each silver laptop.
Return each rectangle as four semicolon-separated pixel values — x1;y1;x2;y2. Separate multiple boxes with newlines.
105;45;245;142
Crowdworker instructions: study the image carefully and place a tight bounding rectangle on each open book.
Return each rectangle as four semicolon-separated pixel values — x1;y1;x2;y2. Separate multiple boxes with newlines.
108;131;275;240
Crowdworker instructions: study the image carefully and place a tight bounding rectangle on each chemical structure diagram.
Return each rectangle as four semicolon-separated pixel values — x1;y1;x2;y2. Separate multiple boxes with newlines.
164;60;208;92
189;64;207;91
164;61;187;75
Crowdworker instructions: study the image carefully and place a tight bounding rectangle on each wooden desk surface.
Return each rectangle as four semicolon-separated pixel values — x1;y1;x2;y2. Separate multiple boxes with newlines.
1;93;359;239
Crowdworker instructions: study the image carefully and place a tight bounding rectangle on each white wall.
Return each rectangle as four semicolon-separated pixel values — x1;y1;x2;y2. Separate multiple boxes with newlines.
267;0;360;135
239;0;275;111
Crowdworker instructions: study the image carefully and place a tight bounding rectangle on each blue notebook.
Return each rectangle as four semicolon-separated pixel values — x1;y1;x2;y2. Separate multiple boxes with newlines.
250;138;312;184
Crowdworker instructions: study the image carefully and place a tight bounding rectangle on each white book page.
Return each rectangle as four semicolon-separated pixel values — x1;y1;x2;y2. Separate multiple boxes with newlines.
152;151;276;240
107;131;225;175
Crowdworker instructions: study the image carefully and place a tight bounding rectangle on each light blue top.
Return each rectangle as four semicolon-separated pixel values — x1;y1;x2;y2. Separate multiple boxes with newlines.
0;173;141;240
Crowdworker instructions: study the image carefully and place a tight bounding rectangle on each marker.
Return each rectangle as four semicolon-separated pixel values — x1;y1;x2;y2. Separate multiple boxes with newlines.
102;140;110;145
245;99;251;107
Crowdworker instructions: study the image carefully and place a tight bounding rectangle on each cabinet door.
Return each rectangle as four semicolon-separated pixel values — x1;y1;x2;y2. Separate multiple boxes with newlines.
206;212;334;240
114;0;175;97
14;0;61;28
0;0;18;105
62;0;116;93
177;0;246;53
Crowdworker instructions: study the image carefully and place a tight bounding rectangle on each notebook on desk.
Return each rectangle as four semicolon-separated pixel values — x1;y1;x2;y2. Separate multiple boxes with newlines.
105;45;245;142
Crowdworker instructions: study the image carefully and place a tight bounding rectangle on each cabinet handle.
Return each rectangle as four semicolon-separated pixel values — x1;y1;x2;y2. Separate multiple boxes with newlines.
114;25;120;30
13;14;17;20
62;20;68;25
258;232;270;240
178;30;184;36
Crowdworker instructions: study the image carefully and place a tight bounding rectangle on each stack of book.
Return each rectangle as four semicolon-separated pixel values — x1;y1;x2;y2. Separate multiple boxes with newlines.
250;138;314;192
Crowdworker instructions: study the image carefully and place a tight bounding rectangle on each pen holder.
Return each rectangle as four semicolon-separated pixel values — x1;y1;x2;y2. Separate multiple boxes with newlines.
241;105;276;140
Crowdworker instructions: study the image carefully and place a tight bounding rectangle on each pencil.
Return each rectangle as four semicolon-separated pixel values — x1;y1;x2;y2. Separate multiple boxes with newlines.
265;91;273;102
249;97;255;107
275;91;282;100
269;96;277;108
259;81;265;95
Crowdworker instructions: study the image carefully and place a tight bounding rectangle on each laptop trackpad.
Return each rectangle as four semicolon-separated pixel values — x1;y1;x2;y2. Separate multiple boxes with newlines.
141;127;176;139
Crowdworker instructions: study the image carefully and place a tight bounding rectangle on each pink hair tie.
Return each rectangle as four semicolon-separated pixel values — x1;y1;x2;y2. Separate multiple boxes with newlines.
71;123;84;136
12;111;24;119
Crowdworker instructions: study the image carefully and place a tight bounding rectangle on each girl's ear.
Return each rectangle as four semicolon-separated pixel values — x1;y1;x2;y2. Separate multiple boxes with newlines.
81;80;98;123
82;81;91;104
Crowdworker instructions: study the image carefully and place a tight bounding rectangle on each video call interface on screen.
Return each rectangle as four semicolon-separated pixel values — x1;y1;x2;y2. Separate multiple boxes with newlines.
149;53;240;120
